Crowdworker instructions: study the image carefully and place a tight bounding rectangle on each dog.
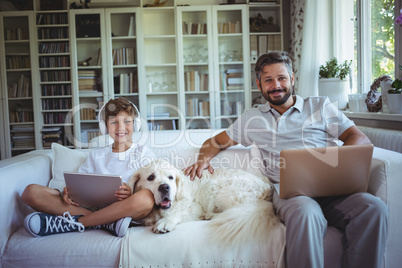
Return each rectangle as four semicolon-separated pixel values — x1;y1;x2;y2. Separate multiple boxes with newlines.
128;159;280;246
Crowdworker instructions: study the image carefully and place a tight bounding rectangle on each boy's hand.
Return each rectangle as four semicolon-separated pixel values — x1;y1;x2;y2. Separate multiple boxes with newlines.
62;187;80;207
116;183;132;200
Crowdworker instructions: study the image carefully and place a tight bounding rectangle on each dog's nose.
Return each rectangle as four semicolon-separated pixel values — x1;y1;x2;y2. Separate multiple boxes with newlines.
159;184;170;194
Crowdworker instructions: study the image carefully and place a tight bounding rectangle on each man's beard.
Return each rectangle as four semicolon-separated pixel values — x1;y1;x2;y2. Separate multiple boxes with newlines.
262;87;292;106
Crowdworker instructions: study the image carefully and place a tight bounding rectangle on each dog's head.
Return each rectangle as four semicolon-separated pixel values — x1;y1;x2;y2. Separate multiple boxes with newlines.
128;159;190;210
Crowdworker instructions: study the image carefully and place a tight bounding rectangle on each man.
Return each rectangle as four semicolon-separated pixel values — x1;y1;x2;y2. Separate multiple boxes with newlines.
183;52;388;268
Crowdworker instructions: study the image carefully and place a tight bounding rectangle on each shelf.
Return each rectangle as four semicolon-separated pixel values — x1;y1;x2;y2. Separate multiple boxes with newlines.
37;24;69;28
112;36;136;40
41;95;73;99
146;91;178;96
9;122;34;125
8;97;33;100
6;68;31;72
42;109;71;113
39;53;70;56
4;39;30;43
249;32;281;35
113;64;137;68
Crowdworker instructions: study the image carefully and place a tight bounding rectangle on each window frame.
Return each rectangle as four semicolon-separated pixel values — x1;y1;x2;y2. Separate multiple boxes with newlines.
356;0;401;93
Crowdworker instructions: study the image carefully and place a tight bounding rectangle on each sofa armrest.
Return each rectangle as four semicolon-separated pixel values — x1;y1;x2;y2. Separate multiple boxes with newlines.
368;147;402;267
0;150;53;257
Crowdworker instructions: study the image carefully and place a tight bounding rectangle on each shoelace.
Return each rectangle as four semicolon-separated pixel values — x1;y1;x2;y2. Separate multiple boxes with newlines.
101;222;116;233
45;212;85;234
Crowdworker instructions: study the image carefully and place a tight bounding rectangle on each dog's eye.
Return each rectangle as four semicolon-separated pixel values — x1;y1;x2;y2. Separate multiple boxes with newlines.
147;174;155;181
168;175;174;180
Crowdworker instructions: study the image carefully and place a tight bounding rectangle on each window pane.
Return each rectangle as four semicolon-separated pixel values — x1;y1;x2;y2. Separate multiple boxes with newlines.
353;0;395;93
371;0;395;81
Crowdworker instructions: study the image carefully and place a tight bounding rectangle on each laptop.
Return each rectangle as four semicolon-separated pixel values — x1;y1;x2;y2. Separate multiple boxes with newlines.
64;172;123;208
279;144;374;199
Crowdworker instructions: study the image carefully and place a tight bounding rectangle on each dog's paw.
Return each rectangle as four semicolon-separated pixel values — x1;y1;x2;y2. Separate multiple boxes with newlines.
152;218;176;234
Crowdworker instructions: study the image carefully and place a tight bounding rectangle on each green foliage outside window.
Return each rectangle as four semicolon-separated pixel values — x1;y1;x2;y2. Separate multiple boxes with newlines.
371;0;395;81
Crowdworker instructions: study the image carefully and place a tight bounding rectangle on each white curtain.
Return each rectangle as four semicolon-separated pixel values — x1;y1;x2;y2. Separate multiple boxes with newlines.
297;0;325;98
291;0;344;98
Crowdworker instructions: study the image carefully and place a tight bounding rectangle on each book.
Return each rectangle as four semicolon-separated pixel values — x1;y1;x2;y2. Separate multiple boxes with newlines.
128;16;135;36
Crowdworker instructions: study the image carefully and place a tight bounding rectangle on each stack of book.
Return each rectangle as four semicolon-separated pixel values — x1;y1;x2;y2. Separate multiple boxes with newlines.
217;21;241;34
182;22;207;35
8;74;31;98
220;100;243;116
184;71;208;92
250;34;282;57
113;72;138;94
78;70;97;91
6;55;30;69
42;127;63;148
186;98;210;117
112;47;135;65
81;129;100;144
9;107;33;123
222;69;243;91
4;27;28;40
11;125;35;149
80;108;96;120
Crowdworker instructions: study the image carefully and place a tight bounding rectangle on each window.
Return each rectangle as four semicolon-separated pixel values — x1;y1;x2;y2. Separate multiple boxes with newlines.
352;0;400;93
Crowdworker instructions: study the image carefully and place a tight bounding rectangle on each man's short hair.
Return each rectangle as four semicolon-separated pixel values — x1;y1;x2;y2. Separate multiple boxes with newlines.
254;51;293;81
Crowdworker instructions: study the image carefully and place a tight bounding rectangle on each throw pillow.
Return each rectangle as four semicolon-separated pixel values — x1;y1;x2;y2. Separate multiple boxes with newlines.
48;143;88;192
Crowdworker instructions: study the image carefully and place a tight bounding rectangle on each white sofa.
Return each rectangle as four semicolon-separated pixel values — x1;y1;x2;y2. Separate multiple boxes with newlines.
1;129;402;268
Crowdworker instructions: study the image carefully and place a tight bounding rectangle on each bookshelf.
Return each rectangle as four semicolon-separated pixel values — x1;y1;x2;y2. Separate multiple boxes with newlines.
212;5;250;129
249;0;283;107
105;8;140;111
36;10;73;148
0;1;285;158
0;12;38;158
177;6;214;129
69;9;107;147
139;7;180;131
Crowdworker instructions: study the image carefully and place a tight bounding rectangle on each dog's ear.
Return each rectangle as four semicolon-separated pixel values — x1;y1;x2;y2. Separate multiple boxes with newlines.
175;169;192;201
128;171;141;194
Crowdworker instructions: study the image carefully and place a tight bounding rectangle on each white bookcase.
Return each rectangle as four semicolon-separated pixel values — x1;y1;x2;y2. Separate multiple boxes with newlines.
249;1;284;107
35;10;73;149
0;0;285;158
69;8;141;147
0;12;39;158
139;6;180;131
212;4;250;129
176;6;214;130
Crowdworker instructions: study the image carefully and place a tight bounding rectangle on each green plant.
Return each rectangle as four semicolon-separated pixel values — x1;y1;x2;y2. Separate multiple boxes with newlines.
319;58;352;80
388;64;402;94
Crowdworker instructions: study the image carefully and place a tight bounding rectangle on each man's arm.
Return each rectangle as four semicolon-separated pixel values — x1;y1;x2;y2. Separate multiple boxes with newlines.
183;131;238;180
339;125;371;145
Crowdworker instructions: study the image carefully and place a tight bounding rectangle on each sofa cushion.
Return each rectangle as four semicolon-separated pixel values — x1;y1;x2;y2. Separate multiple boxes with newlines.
120;221;286;267
48;143;88;192
2;228;121;267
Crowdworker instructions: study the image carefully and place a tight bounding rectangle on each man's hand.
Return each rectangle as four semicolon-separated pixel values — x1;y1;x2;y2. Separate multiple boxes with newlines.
116;183;132;201
183;160;214;181
183;131;237;181
62;187;80;207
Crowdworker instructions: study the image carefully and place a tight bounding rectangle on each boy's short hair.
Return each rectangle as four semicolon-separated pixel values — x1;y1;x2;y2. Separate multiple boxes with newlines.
102;97;137;124
255;51;293;81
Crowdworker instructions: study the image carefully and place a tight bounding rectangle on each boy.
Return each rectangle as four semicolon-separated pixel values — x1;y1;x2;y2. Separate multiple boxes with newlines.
22;97;155;237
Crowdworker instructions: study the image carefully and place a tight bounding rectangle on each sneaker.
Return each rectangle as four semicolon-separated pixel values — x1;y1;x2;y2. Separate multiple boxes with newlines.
24;211;84;237
89;217;131;237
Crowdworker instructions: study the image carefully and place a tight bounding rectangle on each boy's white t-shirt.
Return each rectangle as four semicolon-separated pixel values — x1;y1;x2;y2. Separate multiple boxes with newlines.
78;143;155;184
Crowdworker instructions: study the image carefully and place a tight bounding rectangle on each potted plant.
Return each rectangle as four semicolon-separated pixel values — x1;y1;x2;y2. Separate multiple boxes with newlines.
387;64;402;114
318;58;352;110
